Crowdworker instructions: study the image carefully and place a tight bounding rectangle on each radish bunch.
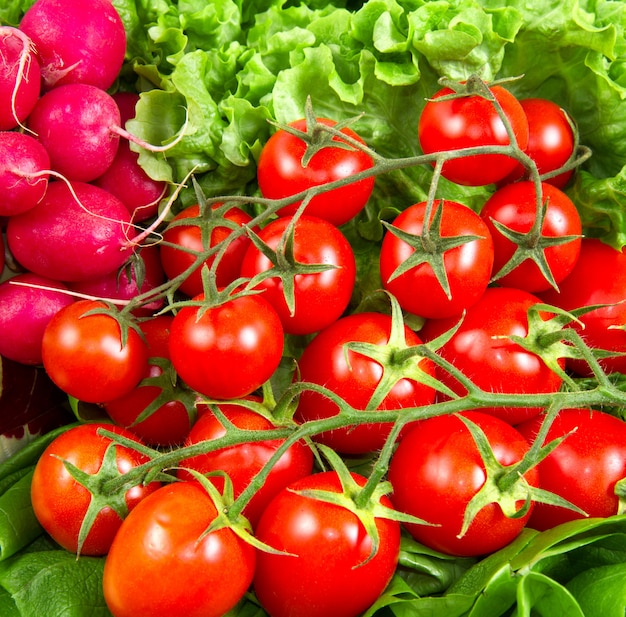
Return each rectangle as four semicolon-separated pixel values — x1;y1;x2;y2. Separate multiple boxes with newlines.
0;0;168;366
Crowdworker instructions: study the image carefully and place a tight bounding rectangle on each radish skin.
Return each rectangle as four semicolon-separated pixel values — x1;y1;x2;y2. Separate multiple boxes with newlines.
19;0;126;91
0;131;50;216
6;181;137;282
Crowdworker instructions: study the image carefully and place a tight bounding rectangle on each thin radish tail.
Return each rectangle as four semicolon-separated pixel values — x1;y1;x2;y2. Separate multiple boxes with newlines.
0;26;38;133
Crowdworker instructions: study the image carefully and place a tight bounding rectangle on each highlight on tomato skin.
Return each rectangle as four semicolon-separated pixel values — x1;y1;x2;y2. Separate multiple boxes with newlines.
387;411;539;558
517;408;626;531
256;116;376;227
379;199;495;319
176;400;314;527
30;422;162;556
102;481;256;617
253;470;401;617
418;82;530;186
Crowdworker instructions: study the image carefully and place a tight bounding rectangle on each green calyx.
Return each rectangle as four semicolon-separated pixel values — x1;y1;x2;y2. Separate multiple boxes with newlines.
488;196;582;290
270;95;367;168
243;215;337;317
456;413;586;540
288;444;433;568
382;199;485;300
344;291;453;411
59;437;161;557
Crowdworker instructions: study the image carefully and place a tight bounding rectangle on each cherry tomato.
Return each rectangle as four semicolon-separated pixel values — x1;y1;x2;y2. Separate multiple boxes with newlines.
517;408;626;530
41;299;149;403
30;422;161;555
501;98;575;188
257;117;375;226
240;214;356;334
418;83;529;186
388;411;538;557
420;287;564;425
104;316;196;447
169;293;284;400
103;481;256;617
177;401;313;527
380;199;494;318
539;238;626;376
294;311;436;454
160;203;254;297
480;181;581;292
253;470;400;617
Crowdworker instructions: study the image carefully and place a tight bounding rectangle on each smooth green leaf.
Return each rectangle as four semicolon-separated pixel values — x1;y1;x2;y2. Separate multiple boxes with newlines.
0;471;43;562
0;550;110;617
566;562;626;617
513;571;584;617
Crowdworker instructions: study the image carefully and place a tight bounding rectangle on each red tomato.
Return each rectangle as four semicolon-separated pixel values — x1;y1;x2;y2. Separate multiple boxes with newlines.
418;83;529;186
380;199;494;318
239;214;356;334
103;481;256;617
420;287;564;425
480;181;581;292
177;401;313;527
30;422;161;555
104;316;196;447
160;203;254;297
517;408;626;530
253;470;400;617
41;299;149;403
388;411;539;557
501;98;575;188
294;312;436;454
257;117;375;226
169;293;284;400
539;238;626;376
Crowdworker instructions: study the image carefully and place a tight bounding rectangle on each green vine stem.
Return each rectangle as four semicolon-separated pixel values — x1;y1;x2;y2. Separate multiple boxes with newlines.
68;74;610;545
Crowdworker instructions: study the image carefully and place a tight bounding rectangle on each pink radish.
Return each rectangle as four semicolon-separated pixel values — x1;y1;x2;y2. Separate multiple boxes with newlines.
0;131;50;216
27;83;121;182
0;272;75;365
0;26;41;130
94;92;167;222
6;180;137;282
19;0;126;91
69;244;166;316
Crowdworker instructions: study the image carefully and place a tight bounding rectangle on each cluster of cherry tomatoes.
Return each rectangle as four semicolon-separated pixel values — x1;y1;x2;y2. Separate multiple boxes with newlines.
4;3;626;614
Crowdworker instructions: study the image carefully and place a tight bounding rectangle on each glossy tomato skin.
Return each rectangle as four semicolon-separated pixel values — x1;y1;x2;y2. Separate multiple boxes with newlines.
388;411;538;557
420;287;563;425
239;215;356;334
380;200;494;318
257;118;375;226
160;203;254;297
30;423;161;555
253;471;401;617
517;408;626;531
41;299;149;403
418;84;529;186
501;98;575;188
539;238;626;376
177;402;313;527
169;294;284;400
103;481;256;617
294;312;436;454
104;316;195;447
480;181;581;292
